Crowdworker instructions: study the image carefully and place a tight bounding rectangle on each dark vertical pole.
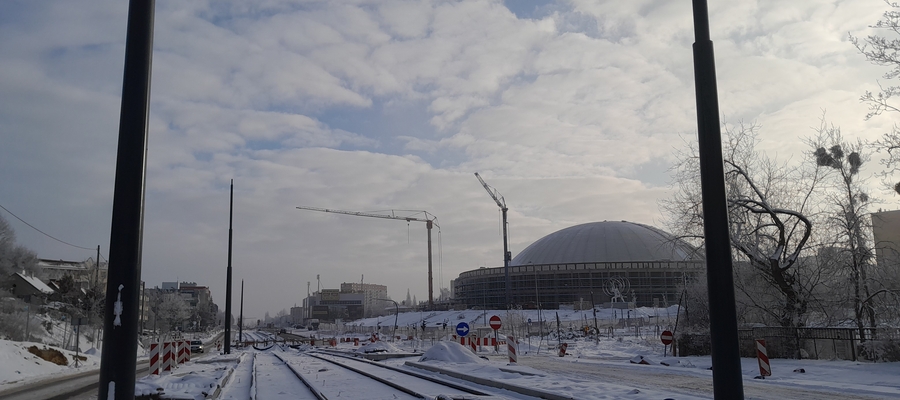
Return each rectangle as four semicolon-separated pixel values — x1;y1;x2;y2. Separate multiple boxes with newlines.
139;281;145;333
225;180;233;354
97;1;155;398
96;245;101;286
426;220;434;309
502;207;510;309
590;291;599;342
239;279;244;344
690;1;744;398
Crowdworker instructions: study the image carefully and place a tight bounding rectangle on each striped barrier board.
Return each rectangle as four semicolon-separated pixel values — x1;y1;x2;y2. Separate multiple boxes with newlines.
470;337;477;353
149;343;160;375
507;335;517;365
756;339;771;378
180;340;186;364
163;342;173;372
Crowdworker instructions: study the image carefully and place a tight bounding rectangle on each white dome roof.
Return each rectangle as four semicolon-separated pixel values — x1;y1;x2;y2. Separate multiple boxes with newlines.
510;221;701;265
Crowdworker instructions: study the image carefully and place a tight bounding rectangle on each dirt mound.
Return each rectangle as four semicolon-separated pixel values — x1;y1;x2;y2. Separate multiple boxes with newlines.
27;345;68;366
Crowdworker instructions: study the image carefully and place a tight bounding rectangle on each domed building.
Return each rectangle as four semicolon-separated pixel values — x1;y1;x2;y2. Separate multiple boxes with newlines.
454;221;704;309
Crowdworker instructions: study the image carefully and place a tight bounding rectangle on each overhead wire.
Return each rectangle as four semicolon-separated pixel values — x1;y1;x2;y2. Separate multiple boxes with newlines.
0;202;105;255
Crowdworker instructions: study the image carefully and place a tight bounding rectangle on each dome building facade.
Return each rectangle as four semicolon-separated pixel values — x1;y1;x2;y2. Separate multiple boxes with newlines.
454;221;704;309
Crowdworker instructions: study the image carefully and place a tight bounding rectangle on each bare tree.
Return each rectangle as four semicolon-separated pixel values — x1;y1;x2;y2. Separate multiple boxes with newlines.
156;293;191;334
810;121;878;340
663;122;822;329
0;214;39;280
850;2;900;194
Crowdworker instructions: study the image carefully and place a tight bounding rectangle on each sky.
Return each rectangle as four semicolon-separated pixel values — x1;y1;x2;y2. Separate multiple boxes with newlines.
2;0;900;320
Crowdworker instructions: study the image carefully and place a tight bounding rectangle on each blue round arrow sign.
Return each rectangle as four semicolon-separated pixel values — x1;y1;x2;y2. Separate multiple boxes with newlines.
456;322;470;337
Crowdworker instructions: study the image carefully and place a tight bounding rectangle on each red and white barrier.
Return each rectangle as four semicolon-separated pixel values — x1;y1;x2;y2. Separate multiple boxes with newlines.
470;336;477;353
558;342;568;357
176;341;185;364
756;339;771;378
149;343;160;375
507;336;518;364
163;342;174;372
354;338;359;346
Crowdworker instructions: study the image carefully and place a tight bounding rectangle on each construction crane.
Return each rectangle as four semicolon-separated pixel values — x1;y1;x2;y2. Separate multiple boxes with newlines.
474;172;511;308
295;206;439;309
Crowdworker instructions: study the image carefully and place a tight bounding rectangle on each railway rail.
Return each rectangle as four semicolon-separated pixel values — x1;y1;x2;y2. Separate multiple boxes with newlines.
221;347;520;400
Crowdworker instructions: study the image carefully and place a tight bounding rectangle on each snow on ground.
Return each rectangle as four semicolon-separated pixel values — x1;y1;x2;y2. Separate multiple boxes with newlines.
3;309;900;399
347;306;677;333
135;353;240;399
117;335;900;398
355;340;404;354
417;341;485;363
0;339;101;387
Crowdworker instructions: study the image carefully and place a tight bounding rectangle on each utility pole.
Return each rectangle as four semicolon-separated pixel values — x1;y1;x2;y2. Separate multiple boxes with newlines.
590;291;599;344
691;0;744;397
97;1;155;398
224;180;233;354
239;280;244;343
139;281;145;333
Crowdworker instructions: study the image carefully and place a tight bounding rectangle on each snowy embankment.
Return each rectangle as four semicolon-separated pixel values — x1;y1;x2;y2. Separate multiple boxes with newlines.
0;339;101;388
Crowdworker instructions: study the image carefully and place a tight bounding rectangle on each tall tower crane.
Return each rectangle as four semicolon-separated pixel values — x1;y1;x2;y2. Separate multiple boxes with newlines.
474;172;511;308
295;206;440;309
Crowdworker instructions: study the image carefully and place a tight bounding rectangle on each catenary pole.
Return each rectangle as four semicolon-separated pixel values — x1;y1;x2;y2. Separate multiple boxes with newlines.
97;1;155;398
690;0;744;398
239;280;244;343
225;180;233;354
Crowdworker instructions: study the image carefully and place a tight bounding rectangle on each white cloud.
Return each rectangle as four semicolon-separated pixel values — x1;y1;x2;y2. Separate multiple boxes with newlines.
2;0;898;320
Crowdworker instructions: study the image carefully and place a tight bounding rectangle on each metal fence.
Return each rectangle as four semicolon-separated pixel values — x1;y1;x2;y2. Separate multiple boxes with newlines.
681;327;900;361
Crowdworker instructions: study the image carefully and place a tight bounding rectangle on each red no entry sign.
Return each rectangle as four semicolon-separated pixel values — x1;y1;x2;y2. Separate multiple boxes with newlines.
489;315;502;330
660;330;674;345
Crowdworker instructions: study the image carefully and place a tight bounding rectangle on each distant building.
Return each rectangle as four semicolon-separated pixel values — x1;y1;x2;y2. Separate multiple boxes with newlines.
290;305;305;325
307;289;364;323
8;271;54;303
146;281;219;332
37;258;107;291
872;209;900;269
455;221;704;309
340;282;388;317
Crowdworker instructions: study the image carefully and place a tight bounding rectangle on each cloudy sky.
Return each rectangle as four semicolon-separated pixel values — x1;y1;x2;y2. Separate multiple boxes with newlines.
2;0;898;320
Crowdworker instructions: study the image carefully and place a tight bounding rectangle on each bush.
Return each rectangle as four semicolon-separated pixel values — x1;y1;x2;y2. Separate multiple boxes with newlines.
677;332;711;356
859;339;900;362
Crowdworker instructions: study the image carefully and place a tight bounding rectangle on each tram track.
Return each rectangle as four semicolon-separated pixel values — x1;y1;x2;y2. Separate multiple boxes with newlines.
230;347;518;400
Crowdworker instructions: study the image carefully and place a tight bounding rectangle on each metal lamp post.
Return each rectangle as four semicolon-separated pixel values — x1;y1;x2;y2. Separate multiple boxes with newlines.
376;298;399;341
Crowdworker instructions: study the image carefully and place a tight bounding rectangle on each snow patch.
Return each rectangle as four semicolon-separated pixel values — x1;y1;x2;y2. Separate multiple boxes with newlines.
418;341;486;364
356;341;402;354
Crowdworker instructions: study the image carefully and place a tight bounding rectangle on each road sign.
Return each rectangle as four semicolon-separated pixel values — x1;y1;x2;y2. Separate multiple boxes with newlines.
660;330;674;345
489;315;502;330
456;322;470;337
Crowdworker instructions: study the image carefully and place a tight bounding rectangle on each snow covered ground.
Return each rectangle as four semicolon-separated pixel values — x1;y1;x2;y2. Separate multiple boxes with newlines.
122;336;900;399
2;307;899;399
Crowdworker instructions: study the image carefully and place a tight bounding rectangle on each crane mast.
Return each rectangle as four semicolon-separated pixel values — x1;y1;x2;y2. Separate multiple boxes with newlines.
474;172;511;309
296;206;439;309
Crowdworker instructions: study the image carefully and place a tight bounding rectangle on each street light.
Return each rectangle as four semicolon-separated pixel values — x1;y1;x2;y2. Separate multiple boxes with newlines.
376;298;399;341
